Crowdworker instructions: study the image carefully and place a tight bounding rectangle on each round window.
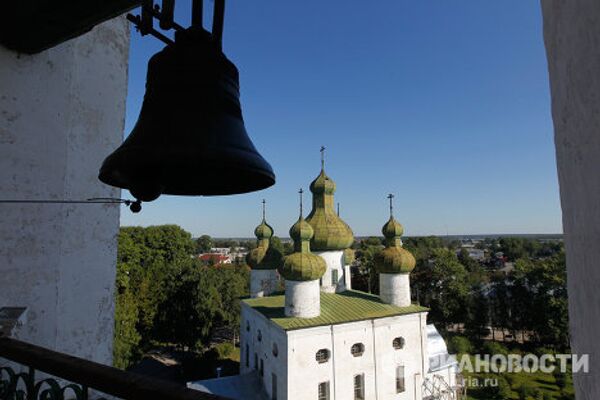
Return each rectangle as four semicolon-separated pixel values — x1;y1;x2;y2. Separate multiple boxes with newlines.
351;343;365;357
393;337;405;350
315;349;331;363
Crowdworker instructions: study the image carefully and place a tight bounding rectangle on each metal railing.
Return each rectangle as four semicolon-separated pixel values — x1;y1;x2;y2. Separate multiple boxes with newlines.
0;337;229;400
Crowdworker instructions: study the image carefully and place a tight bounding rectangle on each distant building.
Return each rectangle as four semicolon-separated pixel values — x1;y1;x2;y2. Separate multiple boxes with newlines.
210;247;231;255
457;247;486;261
190;159;460;400
198;253;231;265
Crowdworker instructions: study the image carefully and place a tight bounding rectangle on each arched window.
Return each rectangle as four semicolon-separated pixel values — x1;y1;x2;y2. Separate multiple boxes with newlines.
257;329;262;342
392;337;405;350
272;342;279;357
315;349;331;363
246;321;250;332
350;343;365;357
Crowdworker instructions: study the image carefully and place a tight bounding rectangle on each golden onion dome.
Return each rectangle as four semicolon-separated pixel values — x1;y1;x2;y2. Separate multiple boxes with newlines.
254;220;274;240
289;218;314;242
374;197;415;274
279;188;326;281
382;217;404;239
305;168;354;251
246;245;282;270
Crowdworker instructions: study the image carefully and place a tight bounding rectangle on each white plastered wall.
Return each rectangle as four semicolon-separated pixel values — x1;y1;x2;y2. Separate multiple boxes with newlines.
250;269;279;298
379;273;411;307
286;312;428;400
315;250;346;293
0;16;129;365
541;0;600;398
240;304;289;399
285;280;320;318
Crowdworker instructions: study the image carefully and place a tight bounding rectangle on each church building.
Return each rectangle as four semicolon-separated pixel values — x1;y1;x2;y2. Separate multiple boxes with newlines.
190;155;459;400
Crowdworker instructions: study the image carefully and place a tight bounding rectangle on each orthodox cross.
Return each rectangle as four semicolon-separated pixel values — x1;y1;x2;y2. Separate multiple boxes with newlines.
320;146;326;170
299;188;304;218
387;193;395;217
261;199;266;221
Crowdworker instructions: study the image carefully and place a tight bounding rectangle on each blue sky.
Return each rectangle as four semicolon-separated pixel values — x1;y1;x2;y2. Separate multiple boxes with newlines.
120;0;562;238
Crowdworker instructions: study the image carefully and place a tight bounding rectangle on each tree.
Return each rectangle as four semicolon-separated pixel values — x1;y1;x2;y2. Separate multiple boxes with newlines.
196;234;213;253
419;249;469;328
478;374;511;400
465;285;490;340
153;262;222;349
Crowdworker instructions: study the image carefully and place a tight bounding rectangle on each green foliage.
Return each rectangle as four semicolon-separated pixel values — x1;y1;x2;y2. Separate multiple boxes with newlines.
112;290;141;369
214;342;235;359
364;236;382;246
517;382;536;400
353;239;382;293
414;248;469;328
482;341;509;357
113;225;249;369
448;336;473;355
476;374;511;400
553;369;568;391
196;235;213;253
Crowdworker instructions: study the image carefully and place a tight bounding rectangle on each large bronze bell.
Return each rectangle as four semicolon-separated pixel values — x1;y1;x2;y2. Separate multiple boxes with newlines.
99;28;275;202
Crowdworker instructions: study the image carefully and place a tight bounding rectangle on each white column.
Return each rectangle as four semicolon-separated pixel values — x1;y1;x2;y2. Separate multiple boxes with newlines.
343;264;352;291
379;273;411;307
285;280;320;318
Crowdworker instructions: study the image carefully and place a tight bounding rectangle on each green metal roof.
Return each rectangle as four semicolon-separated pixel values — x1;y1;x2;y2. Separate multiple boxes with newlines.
242;290;428;331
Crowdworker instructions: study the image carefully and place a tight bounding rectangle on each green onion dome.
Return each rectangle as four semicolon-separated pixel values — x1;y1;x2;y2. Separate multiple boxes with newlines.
343;248;356;265
246;215;281;270
310;170;336;194
374;216;415;274
289;218;314;242
254;220;274;240
278;217;326;281
382;217;404;239
305;169;354;251
246;246;282;270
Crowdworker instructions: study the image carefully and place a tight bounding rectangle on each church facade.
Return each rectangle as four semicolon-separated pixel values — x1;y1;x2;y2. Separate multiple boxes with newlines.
190;158;459;400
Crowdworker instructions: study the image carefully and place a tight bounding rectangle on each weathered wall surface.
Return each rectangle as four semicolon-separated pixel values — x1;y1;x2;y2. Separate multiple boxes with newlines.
285;280;321;318
315;251;345;293
240;304;289;400
285;313;428;400
0;16;129;365
379;273;411;307
541;0;600;398
250;269;279;298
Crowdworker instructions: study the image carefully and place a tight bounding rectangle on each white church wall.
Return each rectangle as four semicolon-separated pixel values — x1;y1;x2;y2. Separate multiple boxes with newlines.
240;304;288;399
314;250;345;293
285;312;428;400
0;16;129;365
330;321;377;400
372;313;427;400
250;269;279;298
287;325;335;400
